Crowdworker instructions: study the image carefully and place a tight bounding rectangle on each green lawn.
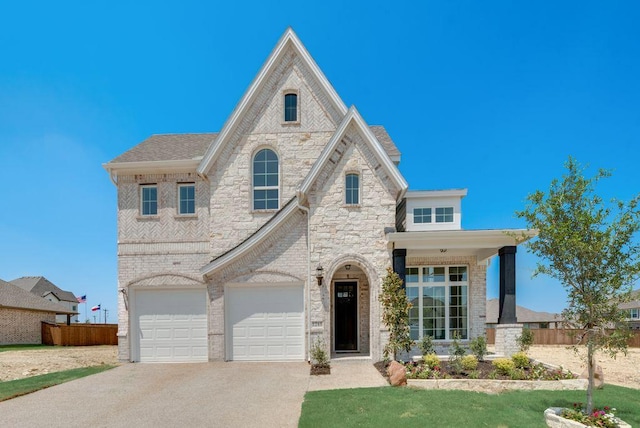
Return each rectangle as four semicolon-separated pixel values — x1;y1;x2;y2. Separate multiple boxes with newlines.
0;365;116;402
0;344;51;352
299;385;640;427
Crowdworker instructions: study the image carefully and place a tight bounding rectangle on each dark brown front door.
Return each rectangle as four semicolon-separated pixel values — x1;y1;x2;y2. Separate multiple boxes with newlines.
335;281;357;351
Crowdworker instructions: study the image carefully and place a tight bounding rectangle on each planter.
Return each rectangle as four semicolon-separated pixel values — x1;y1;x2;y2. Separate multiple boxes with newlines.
544;407;631;428
310;364;330;375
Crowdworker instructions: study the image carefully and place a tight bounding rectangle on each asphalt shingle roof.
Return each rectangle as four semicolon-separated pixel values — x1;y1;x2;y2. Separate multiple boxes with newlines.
486;298;563;324
0;279;74;314
107;126;400;164
10;277;78;303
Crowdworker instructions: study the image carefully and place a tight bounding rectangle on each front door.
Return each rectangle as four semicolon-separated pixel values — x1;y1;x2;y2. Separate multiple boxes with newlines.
335;281;357;351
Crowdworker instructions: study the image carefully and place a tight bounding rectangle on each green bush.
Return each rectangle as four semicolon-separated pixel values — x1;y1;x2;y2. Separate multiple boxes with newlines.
310;337;329;366
469;336;487;361
516;328;534;352
511;351;530;369
461;355;478;371
418;335;435;356
492;358;515;376
423;354;440;370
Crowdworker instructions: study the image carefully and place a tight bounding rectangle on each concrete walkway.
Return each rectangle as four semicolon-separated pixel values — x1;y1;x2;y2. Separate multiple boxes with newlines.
0;359;387;428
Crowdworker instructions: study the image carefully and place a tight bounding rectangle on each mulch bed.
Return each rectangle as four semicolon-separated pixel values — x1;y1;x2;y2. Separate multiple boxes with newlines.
310;364;331;375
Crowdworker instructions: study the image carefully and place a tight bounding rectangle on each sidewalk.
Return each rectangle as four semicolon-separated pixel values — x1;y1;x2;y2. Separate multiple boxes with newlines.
307;358;389;391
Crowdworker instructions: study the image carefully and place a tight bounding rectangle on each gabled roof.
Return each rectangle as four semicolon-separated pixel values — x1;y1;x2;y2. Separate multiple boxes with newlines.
297;106;408;201
197;27;349;176
10;276;77;303
486;298;563;324
200;197;300;276
0;279;75;314
619;288;640;310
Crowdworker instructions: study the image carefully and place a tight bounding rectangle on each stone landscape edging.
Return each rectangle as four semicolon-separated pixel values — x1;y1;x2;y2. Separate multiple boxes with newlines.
407;378;587;393
543;407;632;428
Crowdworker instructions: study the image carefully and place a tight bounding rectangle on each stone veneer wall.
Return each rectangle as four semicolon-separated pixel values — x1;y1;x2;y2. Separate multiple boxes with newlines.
494;324;523;357
0;308;55;344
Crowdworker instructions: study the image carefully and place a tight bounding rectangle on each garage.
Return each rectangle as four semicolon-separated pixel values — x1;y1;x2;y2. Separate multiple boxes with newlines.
225;284;304;361
134;288;208;363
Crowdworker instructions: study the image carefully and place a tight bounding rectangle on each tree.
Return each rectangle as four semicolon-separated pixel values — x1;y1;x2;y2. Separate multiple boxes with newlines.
516;157;640;413
379;267;413;361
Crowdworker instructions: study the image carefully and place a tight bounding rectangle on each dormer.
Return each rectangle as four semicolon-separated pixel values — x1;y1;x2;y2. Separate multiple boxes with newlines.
398;189;467;232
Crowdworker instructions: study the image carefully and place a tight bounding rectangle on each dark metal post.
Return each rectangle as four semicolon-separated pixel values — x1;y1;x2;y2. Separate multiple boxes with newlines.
498;246;517;324
393;248;407;289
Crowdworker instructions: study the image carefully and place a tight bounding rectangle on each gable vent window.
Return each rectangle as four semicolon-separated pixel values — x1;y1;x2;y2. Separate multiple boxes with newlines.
140;185;158;216
253;148;279;210
178;183;196;215
345;173;359;205
284;93;298;122
435;207;454;223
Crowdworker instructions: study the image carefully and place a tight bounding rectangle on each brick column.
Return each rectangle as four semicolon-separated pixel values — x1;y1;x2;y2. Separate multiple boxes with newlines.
393;248;407;289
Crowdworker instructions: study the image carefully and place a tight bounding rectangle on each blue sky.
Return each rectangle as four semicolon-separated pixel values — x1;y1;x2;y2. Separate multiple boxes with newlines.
1;1;638;320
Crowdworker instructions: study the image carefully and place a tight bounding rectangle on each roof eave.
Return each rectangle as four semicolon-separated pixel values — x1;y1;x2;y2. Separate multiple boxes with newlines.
103;159;202;174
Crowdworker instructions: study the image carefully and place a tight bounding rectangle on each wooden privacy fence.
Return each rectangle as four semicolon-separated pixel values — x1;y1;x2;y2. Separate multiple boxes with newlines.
486;328;640;347
42;322;118;346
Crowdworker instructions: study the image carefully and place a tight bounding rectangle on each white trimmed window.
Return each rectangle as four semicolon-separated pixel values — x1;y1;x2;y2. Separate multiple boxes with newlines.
413;208;432;223
284;92;298;122
406;265;468;341
435;207;454;223
178;183;195;215
253;148;279;210
629;308;639;320
140;185;158;216
345;173;359;205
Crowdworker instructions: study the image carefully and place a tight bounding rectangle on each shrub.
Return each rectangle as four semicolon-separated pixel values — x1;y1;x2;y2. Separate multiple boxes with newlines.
492;358;515;376
461;355;478;371
423;354;440;370
516;327;534;353
418;335;435;357
469;336;487;361
310;337;329;366
511;351;530;369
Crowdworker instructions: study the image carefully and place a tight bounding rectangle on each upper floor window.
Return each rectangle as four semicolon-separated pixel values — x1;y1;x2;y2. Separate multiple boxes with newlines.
345;173;359;205
435;207;454;223
140;185;158;216
178;183;195;215
284;93;298;122
253;148;279;210
414;208;432;223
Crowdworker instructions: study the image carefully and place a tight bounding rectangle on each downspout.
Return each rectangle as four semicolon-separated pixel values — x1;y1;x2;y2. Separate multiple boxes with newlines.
296;192;312;362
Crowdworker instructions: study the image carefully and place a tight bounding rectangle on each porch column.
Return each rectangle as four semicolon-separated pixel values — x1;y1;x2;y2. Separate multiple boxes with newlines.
498;246;517;324
392;248;407;289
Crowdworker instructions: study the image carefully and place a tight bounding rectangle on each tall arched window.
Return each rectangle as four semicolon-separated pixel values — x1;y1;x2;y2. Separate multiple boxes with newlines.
253;148;279;210
284;93;297;122
345;173;360;205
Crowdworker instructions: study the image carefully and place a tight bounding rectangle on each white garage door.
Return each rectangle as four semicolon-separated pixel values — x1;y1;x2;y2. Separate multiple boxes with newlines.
226;284;304;361
135;289;208;363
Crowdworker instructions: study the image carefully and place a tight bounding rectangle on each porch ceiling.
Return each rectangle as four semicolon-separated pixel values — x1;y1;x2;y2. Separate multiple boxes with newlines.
386;229;537;264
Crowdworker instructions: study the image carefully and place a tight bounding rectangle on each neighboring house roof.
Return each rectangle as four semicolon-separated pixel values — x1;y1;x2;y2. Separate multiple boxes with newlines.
10;276;77;303
486;298;563;324
0;279;75;314
619;289;640;310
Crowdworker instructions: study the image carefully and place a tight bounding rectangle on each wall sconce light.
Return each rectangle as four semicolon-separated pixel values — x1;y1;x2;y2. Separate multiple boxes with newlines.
345;264;351;270
315;264;324;286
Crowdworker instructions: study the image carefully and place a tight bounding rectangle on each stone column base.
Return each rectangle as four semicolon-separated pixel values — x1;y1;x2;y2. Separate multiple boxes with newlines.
494;324;522;357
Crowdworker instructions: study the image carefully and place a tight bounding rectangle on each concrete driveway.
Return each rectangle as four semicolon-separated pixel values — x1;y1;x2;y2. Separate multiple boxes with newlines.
0;362;310;428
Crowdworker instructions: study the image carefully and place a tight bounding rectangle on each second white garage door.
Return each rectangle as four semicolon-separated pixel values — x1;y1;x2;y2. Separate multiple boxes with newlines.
226;284;304;361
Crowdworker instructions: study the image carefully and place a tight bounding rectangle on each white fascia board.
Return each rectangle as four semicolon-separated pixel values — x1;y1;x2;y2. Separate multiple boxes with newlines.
387;229;537;250
298;106;408;199
406;189;468;199
197;28;348;176
103;159;201;174
200;201;299;276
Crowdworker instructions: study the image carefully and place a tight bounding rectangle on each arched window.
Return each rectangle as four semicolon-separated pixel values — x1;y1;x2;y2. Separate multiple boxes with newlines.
284;93;297;122
253;148;279;210
345;173;359;205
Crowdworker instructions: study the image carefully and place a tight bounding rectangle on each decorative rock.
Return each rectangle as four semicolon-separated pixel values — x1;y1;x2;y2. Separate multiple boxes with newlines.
387;361;407;386
579;365;604;389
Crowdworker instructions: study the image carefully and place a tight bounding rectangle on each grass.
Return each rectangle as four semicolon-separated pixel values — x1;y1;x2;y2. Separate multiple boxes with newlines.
0;365;116;402
299;385;640;427
0;344;52;352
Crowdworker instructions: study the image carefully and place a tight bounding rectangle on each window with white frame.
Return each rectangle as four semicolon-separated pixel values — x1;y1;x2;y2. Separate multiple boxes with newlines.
413;208;432;223
284;92;298;122
406;265;468;341
140;185;158;216
629;308;639;320
435;207;454;223
345;173;359;205
178;183;195;215
253;148;279;210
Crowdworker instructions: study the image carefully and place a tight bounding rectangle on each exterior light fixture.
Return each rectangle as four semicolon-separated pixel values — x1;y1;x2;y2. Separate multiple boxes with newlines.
315;264;324;286
345;264;351;270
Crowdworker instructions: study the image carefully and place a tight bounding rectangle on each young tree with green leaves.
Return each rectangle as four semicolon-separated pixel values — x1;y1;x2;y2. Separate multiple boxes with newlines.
516;157;640;414
379;267;412;361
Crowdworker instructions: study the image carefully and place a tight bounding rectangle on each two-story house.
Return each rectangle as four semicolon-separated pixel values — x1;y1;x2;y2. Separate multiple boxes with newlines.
104;28;534;363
